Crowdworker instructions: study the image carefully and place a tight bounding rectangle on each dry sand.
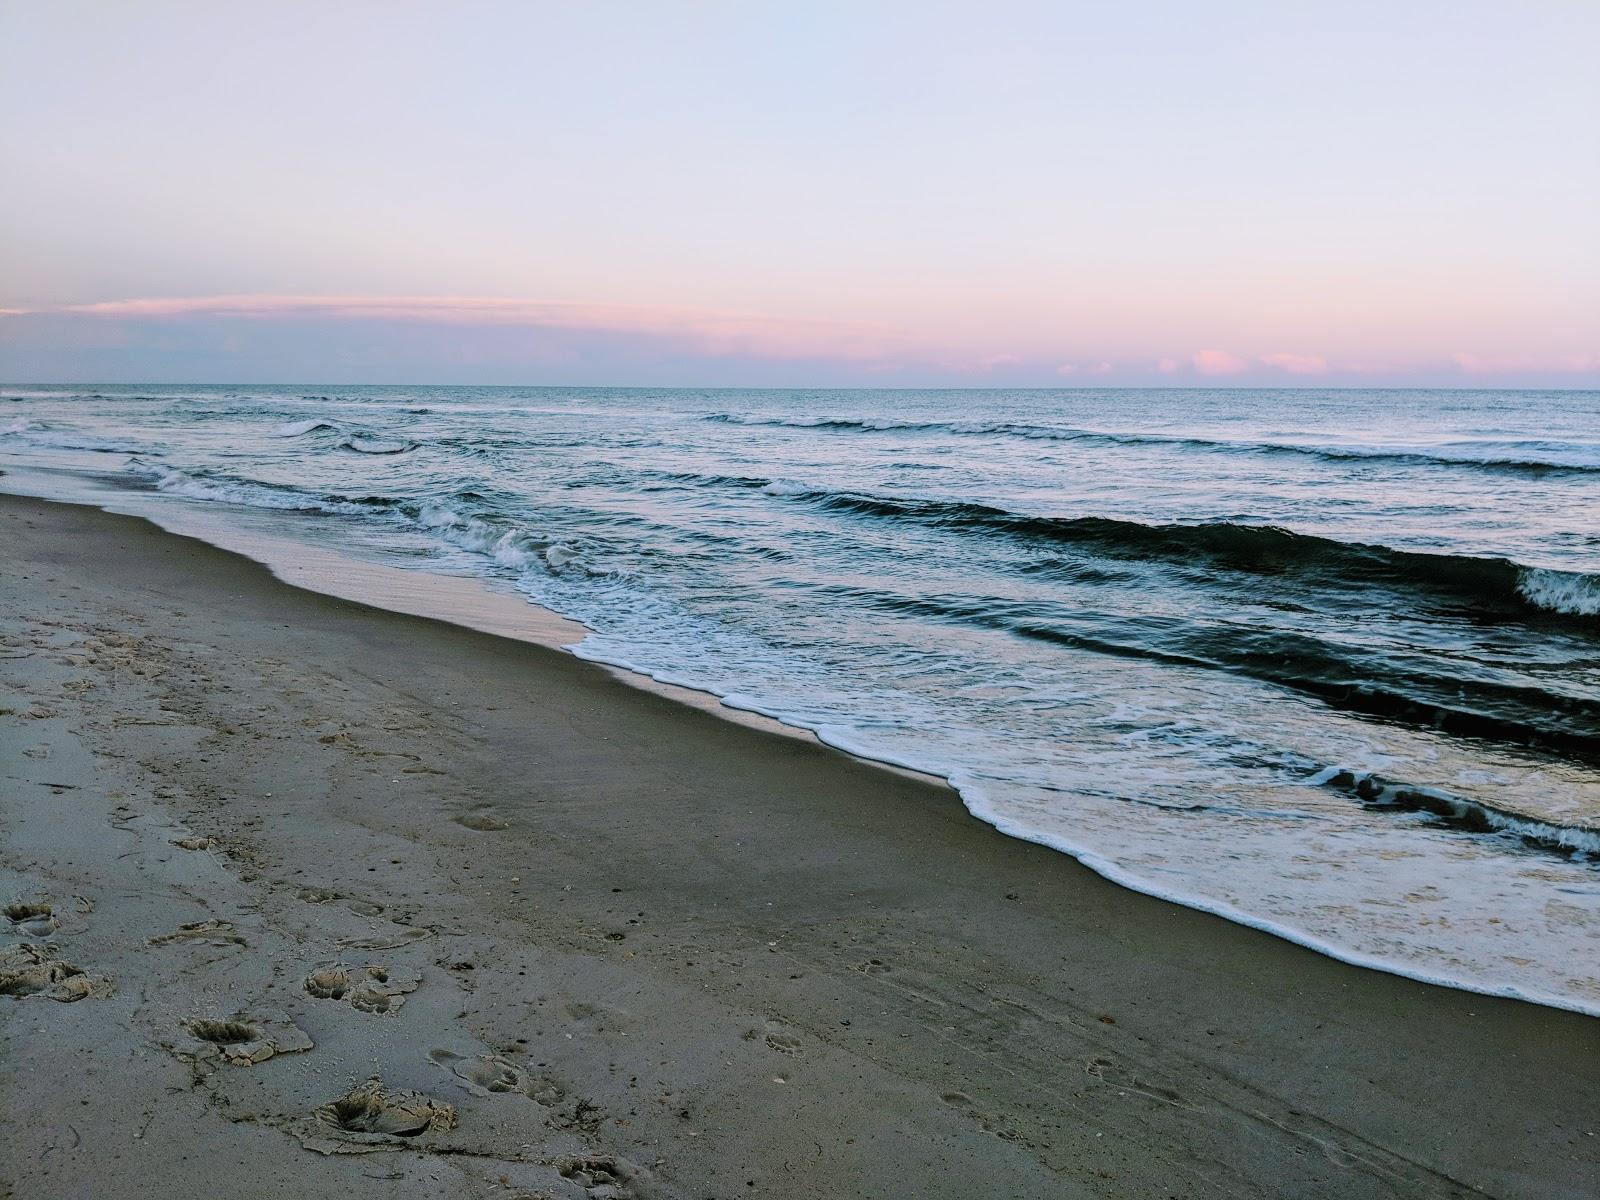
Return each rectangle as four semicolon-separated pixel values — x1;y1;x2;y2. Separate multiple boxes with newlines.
1;492;1596;1199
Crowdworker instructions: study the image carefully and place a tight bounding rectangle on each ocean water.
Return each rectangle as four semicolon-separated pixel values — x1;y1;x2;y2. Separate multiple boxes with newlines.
4;384;1598;1011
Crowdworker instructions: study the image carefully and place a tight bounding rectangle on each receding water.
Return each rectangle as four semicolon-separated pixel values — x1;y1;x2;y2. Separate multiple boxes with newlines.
4;384;1598;1011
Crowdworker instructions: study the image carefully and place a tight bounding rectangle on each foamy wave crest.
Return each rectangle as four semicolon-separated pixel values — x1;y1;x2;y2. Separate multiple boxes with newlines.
0;417;139;452
415;505;542;569
131;462;306;508
1309;767;1600;857
270;418;340;437
124;461;377;515
761;478;810;497
1518;567;1600;617
773;487;1600;623
121;463;549;573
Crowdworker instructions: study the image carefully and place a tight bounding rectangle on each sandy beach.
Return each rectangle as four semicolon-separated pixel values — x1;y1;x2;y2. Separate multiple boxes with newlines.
1;490;1596;1199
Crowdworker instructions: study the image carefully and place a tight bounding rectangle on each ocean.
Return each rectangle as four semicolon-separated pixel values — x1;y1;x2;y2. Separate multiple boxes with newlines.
4;384;1597;1012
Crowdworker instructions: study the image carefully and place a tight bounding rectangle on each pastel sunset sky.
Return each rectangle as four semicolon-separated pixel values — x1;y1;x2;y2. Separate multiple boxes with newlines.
2;1;1596;386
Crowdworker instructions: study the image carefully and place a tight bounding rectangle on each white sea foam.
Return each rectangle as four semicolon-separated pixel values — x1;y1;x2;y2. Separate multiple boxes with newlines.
1305;766;1600;855
412;504;541;569
126;461;372;516
949;777;1600;1017
1517;566;1600;617
761;478;810;496
417;505;461;528
148;467;299;507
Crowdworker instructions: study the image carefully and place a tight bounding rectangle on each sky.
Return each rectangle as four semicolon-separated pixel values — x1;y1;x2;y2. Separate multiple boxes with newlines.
2;1;1596;387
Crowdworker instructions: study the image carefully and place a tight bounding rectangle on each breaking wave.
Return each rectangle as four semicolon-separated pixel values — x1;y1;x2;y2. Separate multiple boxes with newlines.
771;487;1600;619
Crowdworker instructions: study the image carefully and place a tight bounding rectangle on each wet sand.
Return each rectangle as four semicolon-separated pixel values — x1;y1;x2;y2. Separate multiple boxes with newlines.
1;491;1596;1199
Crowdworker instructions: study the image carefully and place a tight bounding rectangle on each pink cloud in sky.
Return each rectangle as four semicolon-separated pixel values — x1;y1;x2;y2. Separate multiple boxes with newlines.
1258;352;1330;375
975;353;1022;371
1191;349;1248;376
1453;351;1600;375
42;294;912;363
8;294;1598;385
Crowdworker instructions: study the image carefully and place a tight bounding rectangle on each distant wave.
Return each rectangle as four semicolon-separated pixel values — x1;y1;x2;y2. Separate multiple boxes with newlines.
645;469;774;491
270;418;340;437
338;434;417;455
771;487;1600;619
701;412;1600;475
705;412;953;433
0;417;148;454
648;466;1600;618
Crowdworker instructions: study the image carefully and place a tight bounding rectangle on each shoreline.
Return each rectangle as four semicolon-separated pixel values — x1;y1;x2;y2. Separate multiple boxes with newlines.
5;465;1595;1017
1;491;1597;1197
0;463;933;764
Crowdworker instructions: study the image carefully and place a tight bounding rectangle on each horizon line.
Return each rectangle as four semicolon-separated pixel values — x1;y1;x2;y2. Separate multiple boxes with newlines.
6;380;1597;394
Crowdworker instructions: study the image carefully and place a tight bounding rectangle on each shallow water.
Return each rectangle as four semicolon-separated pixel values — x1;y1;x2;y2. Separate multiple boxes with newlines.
4;384;1598;1011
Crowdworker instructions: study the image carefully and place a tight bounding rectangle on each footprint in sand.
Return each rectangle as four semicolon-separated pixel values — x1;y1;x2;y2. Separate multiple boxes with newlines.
308;1078;457;1148
428;1048;533;1097
557;1154;650;1196
548;1095;608;1137
4;901;58;937
936;1087;1024;1142
561;998;635;1035
430;1049;569;1106
303;963;422;1014
1085;1056;1203;1111
178;1008;313;1066
427;1048;597;1130
0;944;109;1001
147;919;246;947
757;1020;804;1055
340;927;433;952
455;812;510;832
